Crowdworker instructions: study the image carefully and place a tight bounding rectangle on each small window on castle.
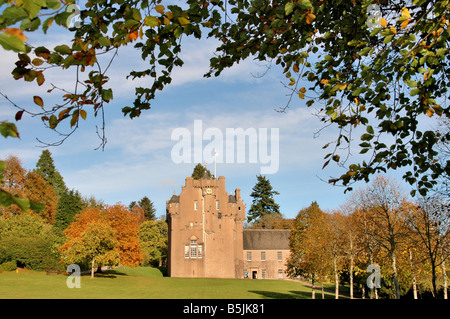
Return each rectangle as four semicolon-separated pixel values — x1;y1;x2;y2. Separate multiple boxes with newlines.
247;252;252;261
277;251;282;261
261;252;266;261
262;269;266;279
216;200;220;210
194;200;198;211
238;206;241;211
198;245;202;258
184;245;189;258
218;212;222;219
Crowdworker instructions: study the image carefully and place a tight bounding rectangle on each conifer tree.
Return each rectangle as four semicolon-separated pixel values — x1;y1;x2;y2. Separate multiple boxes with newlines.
34;150;66;197
248;175;280;223
54;189;84;231
191;163;212;180
138;196;156;221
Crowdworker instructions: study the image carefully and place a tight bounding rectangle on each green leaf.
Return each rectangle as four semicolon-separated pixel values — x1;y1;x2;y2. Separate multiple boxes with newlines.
29;200;45;212
54;44;72;55
0;122;19;138
0;33;26;52
12;196;30;212
101;89;113;102
285;3;294;16
144;16;160;27
383;35;394;44
366;125;374;134
23;0;42;19
406;80;417;88
358;47;371;56
98;36;111;47
298;0;313;10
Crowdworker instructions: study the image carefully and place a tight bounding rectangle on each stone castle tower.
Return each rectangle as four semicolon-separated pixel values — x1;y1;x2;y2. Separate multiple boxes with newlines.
166;175;246;278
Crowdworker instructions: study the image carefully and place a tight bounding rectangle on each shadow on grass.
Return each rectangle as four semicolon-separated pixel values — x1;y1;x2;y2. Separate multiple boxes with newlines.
248;290;313;299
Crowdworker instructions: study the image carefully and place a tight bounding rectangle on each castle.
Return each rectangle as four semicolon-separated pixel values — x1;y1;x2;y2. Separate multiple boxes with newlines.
166;174;290;279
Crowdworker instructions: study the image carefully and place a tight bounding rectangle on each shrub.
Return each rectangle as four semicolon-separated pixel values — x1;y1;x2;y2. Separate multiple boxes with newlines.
0;261;17;272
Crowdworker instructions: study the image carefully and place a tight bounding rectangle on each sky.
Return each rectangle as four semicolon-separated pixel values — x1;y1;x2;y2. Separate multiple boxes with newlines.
0;9;425;220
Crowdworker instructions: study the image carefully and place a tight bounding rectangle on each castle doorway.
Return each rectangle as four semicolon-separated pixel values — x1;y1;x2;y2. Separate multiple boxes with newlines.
252;270;258;279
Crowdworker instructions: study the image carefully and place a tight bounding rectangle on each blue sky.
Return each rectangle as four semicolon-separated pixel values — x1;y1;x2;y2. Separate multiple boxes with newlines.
0;11;424;220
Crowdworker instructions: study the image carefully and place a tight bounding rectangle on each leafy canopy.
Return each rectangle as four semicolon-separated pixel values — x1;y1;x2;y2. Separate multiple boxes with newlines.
0;0;449;195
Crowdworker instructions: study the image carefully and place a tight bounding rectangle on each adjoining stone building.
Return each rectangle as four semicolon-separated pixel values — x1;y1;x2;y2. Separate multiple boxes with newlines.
166;174;290;279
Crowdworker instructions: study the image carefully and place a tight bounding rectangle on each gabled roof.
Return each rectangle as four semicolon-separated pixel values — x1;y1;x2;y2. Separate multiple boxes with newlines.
243;229;290;250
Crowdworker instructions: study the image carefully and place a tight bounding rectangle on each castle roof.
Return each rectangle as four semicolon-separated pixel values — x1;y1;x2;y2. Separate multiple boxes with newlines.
243;229;290;250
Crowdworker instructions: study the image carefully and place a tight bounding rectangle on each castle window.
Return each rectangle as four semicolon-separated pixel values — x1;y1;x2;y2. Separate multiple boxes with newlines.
261;251;266;261
194;200;198;211
218;212;222;219
185;240;202;259
262;269;266;279
216;200;220;210
190;245;197;258
277;251;282;261
247;252;252;261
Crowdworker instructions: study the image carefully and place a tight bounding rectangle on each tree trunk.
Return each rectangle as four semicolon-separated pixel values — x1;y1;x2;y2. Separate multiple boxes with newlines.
334;256;339;299
431;258;437;298
391;252;400;299
349;254;354;299
321;282;324;299
91;258;95;279
311;275;316;299
409;249;418;299
442;256;448;300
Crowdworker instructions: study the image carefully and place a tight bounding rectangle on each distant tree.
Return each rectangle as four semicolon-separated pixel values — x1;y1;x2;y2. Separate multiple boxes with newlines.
248;213;292;229
247;175;280;223
34;150;66;197
138;220;168;267
356;176;410;299
286;202;329;299
130;205;146;225
24;171;58;224
129;201;137;210
60;220;119;278
192;163;212;180
54;188;84;231
138;196;156;221
0;213;64;270
406;195;449;298
60;204;142;269
81;195;104;209
0;156;27;215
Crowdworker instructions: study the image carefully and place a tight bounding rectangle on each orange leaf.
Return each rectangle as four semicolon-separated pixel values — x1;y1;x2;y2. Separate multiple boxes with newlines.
401;19;409;30
306;13;316;24
4;28;27;42
155;5;165;14
128;31;139;41
293;63;300;73
33;96;44;107
380;18;387;27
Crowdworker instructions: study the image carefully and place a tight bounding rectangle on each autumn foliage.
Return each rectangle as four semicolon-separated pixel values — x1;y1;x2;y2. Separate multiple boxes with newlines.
60;203;143;269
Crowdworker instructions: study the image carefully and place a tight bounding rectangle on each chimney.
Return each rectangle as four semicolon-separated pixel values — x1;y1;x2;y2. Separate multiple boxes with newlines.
235;188;241;201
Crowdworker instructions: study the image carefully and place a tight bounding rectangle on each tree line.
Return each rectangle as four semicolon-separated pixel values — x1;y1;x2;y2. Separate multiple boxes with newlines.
286;176;449;299
0;151;167;276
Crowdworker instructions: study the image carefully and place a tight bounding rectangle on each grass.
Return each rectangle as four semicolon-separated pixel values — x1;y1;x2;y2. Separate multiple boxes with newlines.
0;267;339;299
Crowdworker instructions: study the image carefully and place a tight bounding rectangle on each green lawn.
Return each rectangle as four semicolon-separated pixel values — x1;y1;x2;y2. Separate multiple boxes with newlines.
0;267;338;299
